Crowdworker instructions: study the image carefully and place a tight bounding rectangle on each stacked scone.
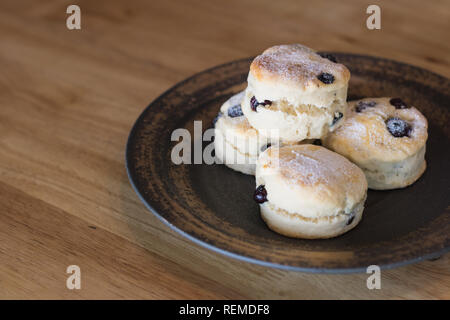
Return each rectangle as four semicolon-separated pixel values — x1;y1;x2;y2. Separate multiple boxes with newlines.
215;44;349;174
241;44;350;143
214;44;428;239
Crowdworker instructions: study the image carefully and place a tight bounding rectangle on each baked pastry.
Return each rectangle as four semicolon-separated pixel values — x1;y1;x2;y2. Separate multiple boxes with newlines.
241;44;350;143
323;97;428;190
254;144;368;239
214;91;273;175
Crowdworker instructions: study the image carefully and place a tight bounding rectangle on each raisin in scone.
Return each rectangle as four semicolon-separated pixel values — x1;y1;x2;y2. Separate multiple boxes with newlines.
323;97;428;190
241;44;350;143
254;144;368;239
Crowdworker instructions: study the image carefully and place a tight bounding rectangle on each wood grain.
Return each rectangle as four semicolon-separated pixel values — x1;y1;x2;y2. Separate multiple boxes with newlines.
0;0;448;299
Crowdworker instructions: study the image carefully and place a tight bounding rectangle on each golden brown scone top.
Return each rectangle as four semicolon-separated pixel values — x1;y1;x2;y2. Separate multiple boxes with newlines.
250;44;350;90
323;97;428;162
260;144;367;205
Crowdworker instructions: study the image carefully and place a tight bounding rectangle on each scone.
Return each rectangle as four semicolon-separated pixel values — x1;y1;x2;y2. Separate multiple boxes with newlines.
214;91;274;175
241;44;351;143
254;144;368;239
323;97;428;190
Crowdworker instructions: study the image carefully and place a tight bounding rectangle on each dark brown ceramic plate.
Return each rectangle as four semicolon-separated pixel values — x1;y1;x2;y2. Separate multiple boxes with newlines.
126;53;450;273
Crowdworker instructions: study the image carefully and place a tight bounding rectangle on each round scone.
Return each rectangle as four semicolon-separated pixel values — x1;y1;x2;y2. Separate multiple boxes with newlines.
214;91;275;175
254;144;368;239
323;97;428;190
241;44;351;143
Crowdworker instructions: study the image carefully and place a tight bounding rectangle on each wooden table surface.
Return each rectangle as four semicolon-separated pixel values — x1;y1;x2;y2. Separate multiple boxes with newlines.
0;0;449;299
